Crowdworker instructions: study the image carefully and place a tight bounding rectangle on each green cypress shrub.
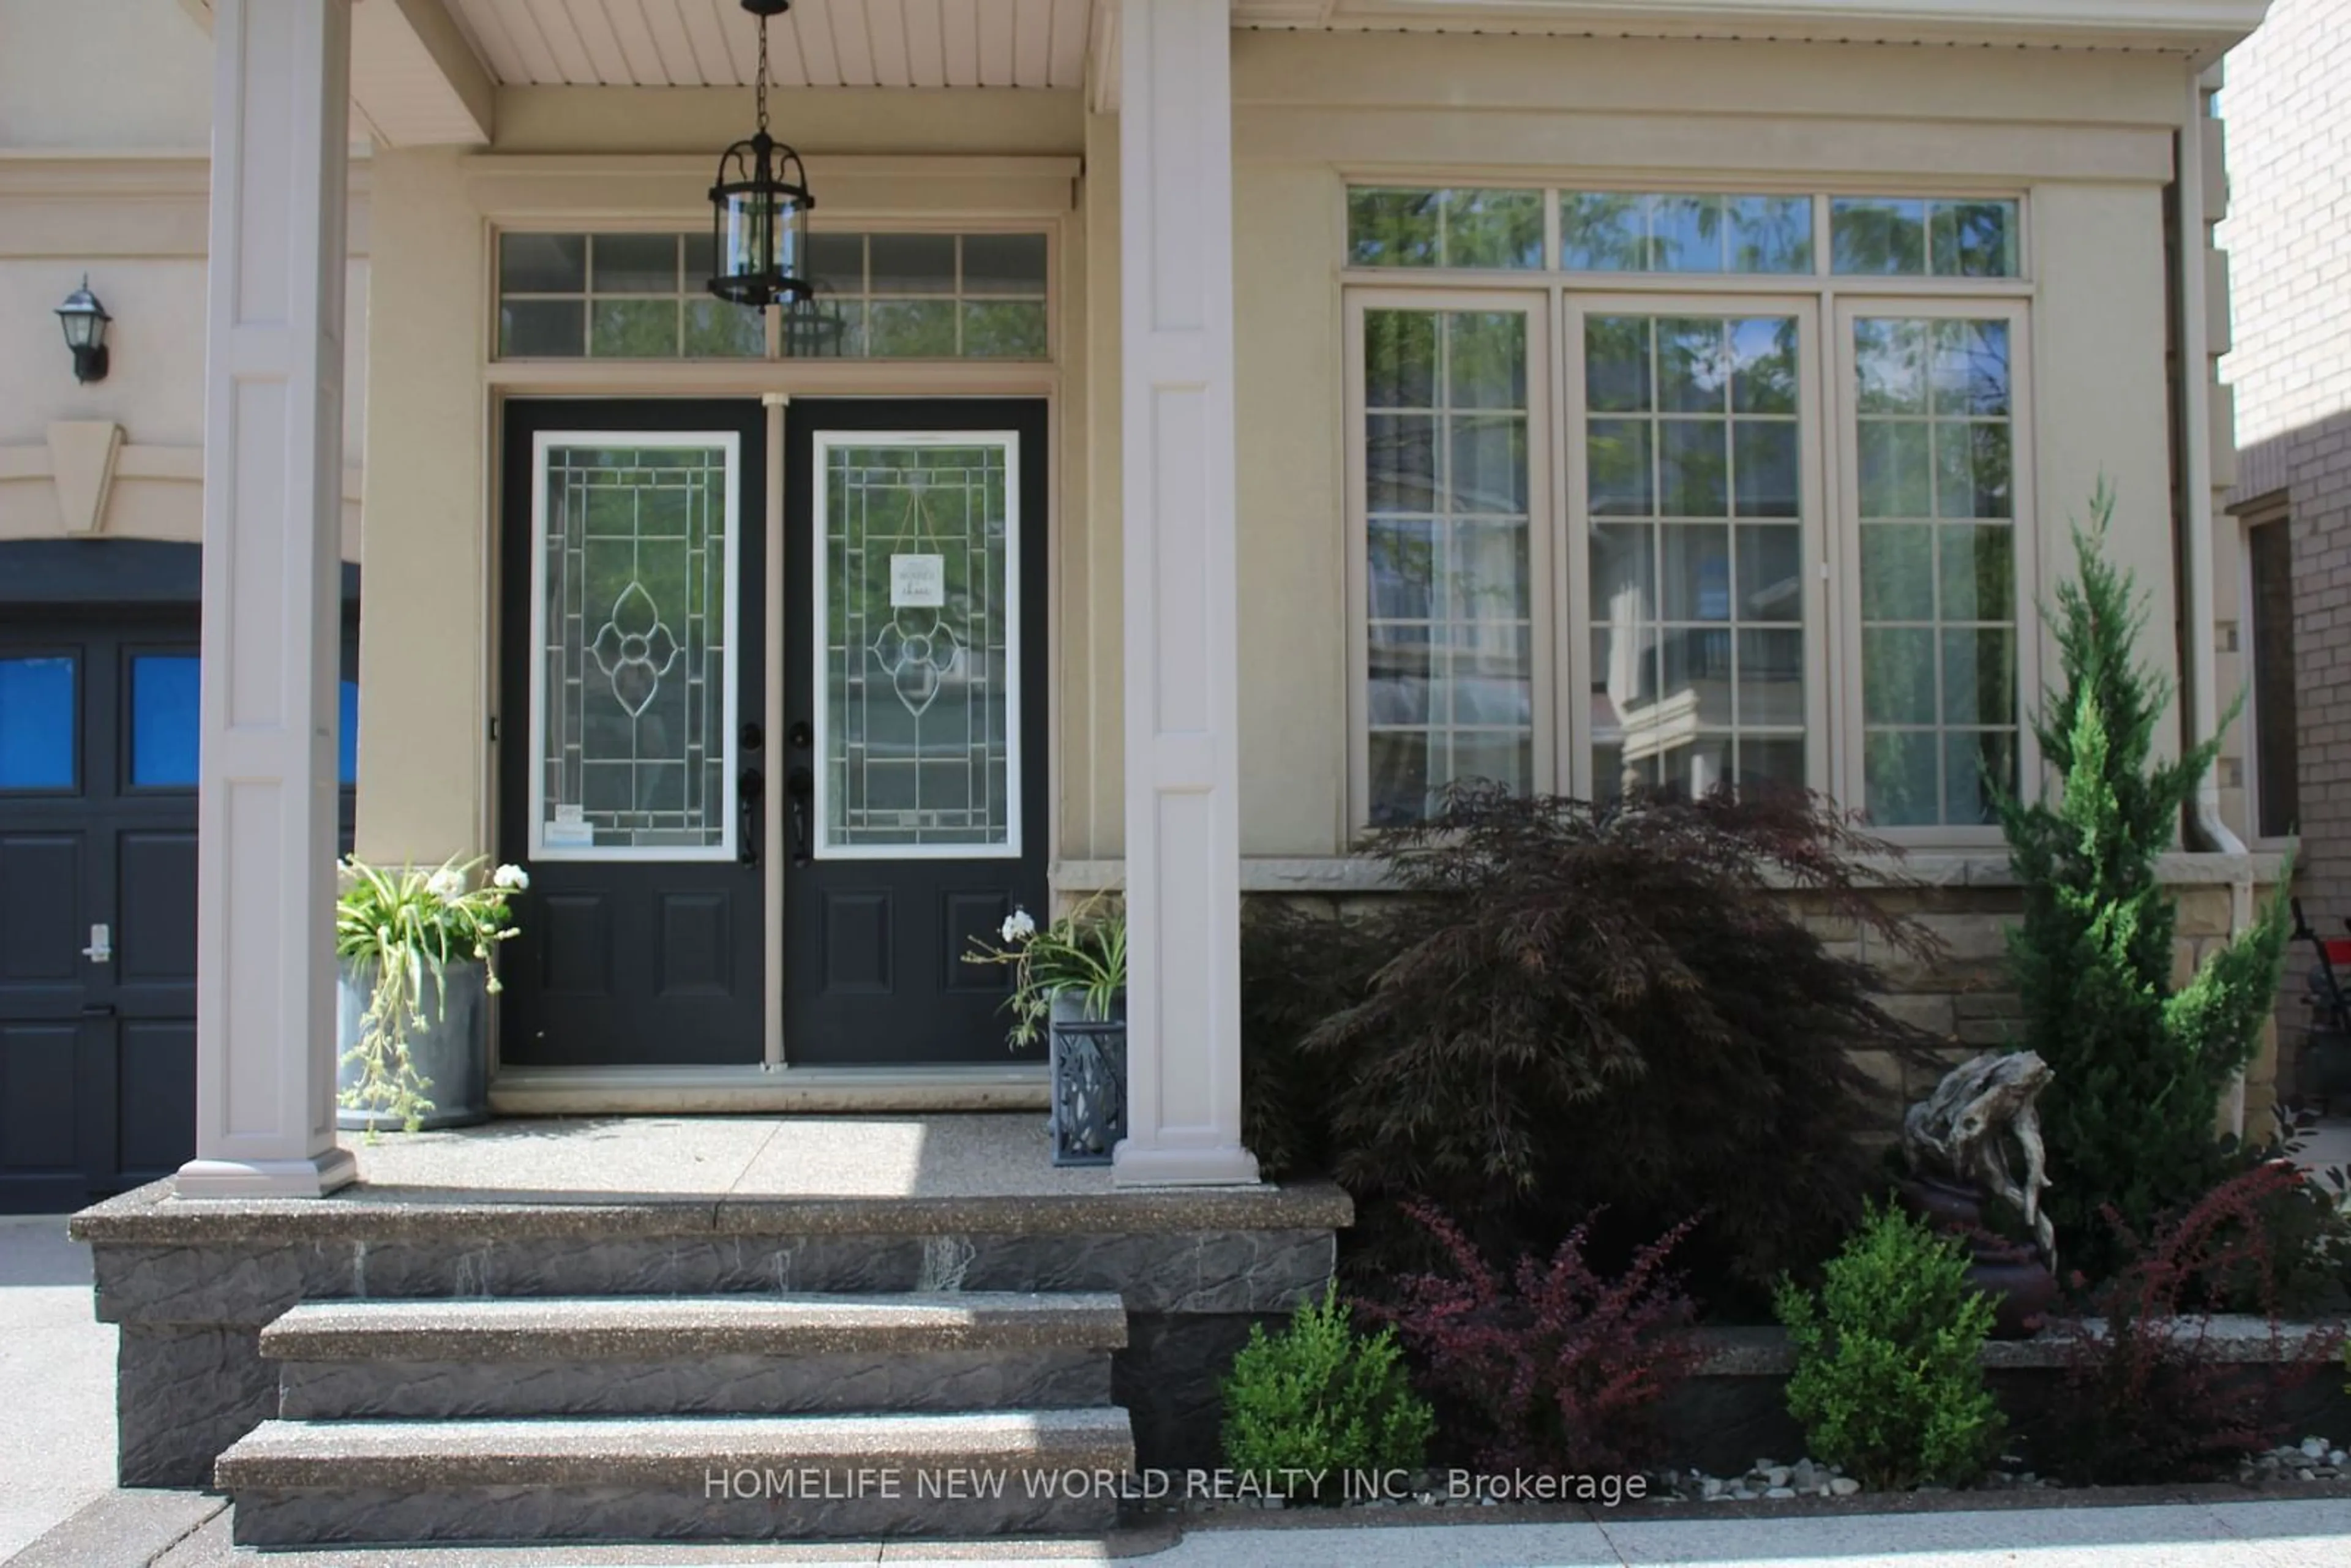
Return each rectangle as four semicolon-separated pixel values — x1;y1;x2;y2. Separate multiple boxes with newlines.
1993;487;2292;1278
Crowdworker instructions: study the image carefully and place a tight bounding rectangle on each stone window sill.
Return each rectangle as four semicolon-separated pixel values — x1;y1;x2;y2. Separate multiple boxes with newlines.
1052;850;2290;896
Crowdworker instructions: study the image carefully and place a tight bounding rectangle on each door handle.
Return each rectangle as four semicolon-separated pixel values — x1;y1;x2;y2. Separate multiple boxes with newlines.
739;767;765;866
81;923;112;964
786;766;814;866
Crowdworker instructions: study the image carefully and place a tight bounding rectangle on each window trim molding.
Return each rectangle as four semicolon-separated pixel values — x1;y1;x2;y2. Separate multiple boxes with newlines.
1345;287;1558;830
1828;294;2039;845
1337;182;2043;844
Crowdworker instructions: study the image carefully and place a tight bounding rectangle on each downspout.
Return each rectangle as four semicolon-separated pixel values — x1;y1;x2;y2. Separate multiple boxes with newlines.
2173;64;2256;1138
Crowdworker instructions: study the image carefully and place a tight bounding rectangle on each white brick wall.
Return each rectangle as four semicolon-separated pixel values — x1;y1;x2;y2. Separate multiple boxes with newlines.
2220;0;2351;1095
2222;0;2351;465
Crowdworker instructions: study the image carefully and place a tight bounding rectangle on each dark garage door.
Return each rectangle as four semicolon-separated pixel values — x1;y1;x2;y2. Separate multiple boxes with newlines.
0;542;358;1214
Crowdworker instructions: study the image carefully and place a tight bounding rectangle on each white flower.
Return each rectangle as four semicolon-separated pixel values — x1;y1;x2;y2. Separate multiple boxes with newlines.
492;864;530;892
1000;907;1037;943
425;868;465;901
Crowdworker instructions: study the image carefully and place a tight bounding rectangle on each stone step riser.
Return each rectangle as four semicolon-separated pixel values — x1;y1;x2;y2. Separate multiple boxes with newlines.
216;1411;1136;1548
95;1228;1330;1325
228;1482;1122;1547
278;1348;1113;1420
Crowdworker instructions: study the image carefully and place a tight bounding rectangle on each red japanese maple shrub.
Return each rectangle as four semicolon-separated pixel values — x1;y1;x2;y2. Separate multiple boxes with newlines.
2045;1160;2349;1485
1380;1201;1703;1474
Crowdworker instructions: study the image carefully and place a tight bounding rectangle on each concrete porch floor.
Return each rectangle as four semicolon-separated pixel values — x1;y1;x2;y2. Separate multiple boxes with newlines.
329;1114;1127;1204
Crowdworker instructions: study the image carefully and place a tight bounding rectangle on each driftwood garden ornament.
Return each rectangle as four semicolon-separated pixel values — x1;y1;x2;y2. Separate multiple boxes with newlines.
1899;1050;2059;1337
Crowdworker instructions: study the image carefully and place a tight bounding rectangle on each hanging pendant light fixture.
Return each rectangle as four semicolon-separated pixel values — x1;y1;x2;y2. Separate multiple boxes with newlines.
707;0;814;309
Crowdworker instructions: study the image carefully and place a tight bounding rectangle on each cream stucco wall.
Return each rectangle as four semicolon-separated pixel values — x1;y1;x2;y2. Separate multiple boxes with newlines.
0;0;368;560
0;0;212;151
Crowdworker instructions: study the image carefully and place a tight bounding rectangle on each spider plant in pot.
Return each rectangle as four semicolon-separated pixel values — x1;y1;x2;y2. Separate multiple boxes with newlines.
964;896;1128;1166
335;856;527;1137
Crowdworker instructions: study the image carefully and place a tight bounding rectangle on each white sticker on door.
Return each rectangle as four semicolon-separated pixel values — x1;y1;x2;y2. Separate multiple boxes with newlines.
545;801;594;847
889;553;946;608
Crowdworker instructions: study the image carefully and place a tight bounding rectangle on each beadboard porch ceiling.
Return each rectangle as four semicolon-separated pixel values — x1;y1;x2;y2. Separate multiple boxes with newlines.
173;0;2271;122
435;0;2270;88
443;0;1098;89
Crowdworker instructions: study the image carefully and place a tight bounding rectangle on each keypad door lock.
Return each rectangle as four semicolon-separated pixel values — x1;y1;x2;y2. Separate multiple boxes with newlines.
81;923;112;964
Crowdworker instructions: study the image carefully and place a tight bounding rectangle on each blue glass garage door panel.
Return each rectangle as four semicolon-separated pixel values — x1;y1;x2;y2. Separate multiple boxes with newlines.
130;655;201;787
0;656;75;789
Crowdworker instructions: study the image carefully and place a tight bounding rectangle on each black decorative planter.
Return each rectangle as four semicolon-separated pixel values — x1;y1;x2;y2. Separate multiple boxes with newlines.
1048;990;1127;1167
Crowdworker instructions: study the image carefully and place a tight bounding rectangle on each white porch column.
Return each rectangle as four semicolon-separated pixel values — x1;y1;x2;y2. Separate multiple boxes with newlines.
176;0;359;1199
1111;0;1259;1187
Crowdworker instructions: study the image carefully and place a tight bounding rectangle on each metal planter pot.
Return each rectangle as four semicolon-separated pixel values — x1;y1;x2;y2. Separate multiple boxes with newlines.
1047;989;1127;1167
336;956;491;1133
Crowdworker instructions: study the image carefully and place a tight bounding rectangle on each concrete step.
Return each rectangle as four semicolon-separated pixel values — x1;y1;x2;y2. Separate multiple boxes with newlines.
261;1293;1127;1420
215;1409;1136;1547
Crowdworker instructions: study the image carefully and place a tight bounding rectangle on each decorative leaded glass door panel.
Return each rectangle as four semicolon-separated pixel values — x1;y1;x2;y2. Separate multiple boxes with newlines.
782;402;1049;1065
814;433;1019;859
498;402;767;1067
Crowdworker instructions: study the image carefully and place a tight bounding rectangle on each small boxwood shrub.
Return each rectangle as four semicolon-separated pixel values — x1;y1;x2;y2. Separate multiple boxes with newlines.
1220;1283;1434;1501
1775;1199;2004;1489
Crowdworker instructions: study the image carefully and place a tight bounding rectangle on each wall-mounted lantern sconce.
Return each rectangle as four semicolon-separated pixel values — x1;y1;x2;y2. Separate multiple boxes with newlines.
55;277;111;384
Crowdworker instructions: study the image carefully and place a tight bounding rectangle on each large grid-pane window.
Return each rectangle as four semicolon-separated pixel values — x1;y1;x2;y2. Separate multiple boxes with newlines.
1360;307;1537;823
1852;315;2019;828
1586;313;1809;800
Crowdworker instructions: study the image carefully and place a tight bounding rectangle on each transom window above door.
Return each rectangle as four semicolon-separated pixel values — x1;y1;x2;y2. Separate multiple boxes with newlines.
496;231;1050;361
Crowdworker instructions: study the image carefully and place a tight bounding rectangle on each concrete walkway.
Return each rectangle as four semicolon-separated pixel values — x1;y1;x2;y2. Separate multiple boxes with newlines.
12;1496;2350;1567
0;1215;118;1561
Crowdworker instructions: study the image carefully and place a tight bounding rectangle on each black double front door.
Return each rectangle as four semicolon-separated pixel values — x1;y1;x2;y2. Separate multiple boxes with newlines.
498;398;1047;1069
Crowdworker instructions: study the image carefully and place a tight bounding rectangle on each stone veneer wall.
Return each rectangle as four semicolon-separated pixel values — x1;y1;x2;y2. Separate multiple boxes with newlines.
1794;880;2281;1140
1246;868;2284;1142
72;1187;1348;1488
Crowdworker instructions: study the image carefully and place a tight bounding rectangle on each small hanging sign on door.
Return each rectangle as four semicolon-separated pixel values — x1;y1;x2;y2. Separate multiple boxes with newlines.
890;553;946;608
